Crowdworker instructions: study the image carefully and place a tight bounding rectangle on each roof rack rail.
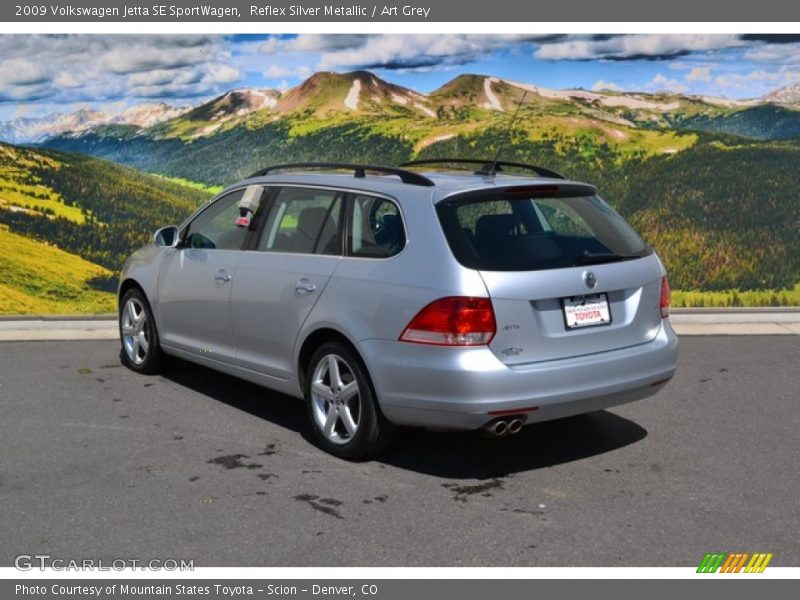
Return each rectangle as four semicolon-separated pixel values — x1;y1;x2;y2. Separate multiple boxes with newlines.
248;162;435;187
402;158;565;180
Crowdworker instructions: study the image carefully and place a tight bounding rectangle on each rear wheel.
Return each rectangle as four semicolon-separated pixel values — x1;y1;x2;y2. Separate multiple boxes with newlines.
305;342;393;459
119;288;163;374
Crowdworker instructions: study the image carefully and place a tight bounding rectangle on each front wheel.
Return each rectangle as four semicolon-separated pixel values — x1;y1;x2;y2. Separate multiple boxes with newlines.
305;342;393;460
119;288;163;374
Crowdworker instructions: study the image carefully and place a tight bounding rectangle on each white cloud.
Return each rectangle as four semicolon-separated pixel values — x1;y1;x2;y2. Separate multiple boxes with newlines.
263;65;311;79
258;35;371;57
128;69;185;87
712;69;800;91
535;34;744;61
0;35;238;105
264;65;291;78
0;59;49;86
100;45;214;75
53;72;83;89
317;35;489;70
204;63;240;83
591;80;622;91
744;43;800;64
685;67;712;82
646;73;688;93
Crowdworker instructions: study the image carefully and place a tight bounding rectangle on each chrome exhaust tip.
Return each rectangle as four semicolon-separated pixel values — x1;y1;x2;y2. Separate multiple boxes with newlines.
508;418;523;434
483;419;509;437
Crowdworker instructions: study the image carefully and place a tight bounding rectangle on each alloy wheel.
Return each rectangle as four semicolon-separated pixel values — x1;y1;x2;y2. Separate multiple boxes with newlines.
310;354;361;445
120;298;149;365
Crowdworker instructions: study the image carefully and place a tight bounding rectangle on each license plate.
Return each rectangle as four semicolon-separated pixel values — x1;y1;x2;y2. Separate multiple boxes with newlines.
562;294;611;329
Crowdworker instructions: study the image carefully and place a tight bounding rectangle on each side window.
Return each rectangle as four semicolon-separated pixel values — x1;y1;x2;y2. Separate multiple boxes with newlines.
258;187;343;255
349;195;405;258
184;190;248;251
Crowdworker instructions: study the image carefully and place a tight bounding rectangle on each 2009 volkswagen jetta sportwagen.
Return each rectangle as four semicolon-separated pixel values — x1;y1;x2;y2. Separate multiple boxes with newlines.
118;160;677;459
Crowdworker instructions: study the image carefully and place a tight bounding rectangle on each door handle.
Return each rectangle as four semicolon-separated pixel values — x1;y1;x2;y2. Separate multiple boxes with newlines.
214;270;232;283
294;279;317;293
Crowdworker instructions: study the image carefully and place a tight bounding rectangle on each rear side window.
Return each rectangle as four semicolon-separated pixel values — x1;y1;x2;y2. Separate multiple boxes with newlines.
437;190;651;271
348;194;405;258
258;187;343;255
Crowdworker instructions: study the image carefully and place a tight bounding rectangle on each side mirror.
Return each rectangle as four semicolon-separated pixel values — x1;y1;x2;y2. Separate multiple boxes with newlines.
154;225;180;248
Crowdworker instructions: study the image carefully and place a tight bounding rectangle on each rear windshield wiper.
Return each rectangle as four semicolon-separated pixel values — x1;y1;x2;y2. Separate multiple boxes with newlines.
573;251;641;266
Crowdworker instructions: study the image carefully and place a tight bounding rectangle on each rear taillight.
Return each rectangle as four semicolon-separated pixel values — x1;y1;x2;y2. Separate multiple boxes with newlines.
399;296;496;346
660;276;671;319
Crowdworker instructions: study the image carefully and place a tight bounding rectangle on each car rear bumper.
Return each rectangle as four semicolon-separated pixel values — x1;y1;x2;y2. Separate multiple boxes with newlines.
358;320;678;430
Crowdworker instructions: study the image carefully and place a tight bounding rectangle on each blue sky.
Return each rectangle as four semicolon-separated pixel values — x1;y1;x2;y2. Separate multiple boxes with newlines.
2;34;800;120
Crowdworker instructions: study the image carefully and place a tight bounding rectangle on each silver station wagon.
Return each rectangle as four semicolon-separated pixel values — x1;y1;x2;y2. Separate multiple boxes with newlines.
118;160;677;459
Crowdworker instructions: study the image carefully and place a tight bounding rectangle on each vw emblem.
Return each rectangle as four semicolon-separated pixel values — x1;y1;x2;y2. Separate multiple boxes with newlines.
583;271;597;289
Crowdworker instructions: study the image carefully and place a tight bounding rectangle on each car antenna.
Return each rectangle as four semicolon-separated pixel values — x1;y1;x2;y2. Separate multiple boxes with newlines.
483;89;528;177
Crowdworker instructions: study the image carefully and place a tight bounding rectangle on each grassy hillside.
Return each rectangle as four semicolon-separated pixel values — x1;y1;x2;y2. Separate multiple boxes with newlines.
0;142;210;314
0;142;209;272
0;225;115;314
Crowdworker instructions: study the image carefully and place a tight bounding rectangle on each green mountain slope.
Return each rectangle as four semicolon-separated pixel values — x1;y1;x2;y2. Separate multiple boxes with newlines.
0;142;209;313
671;104;800;140
0;225;115;314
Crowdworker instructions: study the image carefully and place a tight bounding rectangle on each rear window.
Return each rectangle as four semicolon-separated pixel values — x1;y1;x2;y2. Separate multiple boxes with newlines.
437;189;651;271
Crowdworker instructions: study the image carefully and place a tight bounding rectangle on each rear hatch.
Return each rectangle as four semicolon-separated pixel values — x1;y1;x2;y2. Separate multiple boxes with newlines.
436;183;665;364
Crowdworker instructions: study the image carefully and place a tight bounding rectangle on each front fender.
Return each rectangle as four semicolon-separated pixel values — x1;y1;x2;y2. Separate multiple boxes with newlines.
118;244;165;311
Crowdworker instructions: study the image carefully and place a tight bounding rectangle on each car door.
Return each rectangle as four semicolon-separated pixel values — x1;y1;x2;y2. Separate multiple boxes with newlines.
230;186;344;379
157;187;259;362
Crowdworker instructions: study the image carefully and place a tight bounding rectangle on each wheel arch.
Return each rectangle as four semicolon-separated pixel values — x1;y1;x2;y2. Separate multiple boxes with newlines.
118;278;162;339
118;278;146;308
296;328;364;392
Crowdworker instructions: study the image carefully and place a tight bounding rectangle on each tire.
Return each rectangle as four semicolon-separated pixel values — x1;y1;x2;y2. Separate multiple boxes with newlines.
119;287;164;375
305;342;394;460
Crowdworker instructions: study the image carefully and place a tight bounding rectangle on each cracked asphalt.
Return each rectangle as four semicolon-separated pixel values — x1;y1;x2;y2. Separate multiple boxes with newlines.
0;337;798;567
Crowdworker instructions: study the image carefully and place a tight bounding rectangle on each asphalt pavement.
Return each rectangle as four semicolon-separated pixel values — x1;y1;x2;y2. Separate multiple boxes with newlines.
0;337;798;567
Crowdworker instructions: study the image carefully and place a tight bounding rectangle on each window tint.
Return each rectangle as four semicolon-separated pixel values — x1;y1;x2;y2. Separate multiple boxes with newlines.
437;191;651;271
348;195;405;258
259;187;343;255
184;190;248;251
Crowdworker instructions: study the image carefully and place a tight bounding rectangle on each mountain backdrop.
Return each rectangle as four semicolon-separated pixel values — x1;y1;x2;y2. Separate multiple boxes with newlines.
1;70;799;313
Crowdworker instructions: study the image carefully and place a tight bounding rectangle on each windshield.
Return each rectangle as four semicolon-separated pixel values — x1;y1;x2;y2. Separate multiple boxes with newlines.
436;190;651;271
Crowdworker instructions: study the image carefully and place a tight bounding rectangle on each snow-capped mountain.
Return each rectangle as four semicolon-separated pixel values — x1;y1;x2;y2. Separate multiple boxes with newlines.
762;84;800;104
0;109;110;144
0;102;188;144
110;102;190;128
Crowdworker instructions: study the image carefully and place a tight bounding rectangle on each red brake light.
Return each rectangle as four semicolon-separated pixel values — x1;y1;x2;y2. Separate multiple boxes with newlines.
660;276;671;318
400;296;496;346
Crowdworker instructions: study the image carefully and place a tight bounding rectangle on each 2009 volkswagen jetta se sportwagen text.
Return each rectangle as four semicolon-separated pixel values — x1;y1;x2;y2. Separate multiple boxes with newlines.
118;160;677;459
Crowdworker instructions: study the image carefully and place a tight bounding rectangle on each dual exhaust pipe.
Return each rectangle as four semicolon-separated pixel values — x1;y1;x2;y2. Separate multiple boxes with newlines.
483;416;524;438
